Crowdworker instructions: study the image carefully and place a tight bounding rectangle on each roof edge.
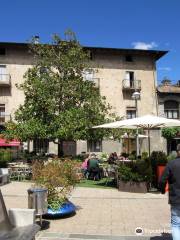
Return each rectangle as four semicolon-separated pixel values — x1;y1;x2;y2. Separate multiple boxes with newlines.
0;41;168;60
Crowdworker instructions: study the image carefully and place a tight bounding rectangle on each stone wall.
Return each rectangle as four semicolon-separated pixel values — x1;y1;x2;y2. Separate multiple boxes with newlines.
0;45;162;154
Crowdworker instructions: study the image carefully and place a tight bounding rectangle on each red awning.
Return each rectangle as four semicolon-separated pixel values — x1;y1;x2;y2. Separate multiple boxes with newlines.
0;138;21;147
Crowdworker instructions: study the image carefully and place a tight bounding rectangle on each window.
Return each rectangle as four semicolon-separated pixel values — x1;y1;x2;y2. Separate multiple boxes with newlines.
33;139;49;154
0;65;7;81
0;104;5;124
0;48;6;55
125;55;133;62
164;100;179;119
126;109;136;119
88;140;102;152
125;71;135;88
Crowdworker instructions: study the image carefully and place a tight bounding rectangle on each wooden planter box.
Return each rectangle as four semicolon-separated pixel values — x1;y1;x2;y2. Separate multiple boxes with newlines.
118;180;148;193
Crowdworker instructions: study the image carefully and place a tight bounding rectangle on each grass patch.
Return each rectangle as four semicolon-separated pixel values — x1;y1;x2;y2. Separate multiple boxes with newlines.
76;177;116;189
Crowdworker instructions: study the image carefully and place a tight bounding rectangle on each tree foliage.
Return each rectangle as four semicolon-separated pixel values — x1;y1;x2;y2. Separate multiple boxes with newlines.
162;127;180;139
4;31;123;152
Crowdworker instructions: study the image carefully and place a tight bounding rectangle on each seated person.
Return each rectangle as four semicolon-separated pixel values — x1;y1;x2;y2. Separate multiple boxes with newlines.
108;153;116;164
113;152;118;161
87;153;101;180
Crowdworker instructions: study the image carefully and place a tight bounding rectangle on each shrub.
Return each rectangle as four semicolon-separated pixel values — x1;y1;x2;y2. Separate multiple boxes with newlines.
150;151;168;188
150;151;167;167
141;151;148;160
32;158;81;210
117;159;152;183
100;152;108;160
0;149;12;167
135;159;152;182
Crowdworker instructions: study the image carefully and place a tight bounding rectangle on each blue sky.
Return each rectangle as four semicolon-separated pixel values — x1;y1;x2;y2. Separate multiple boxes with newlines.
1;0;179;83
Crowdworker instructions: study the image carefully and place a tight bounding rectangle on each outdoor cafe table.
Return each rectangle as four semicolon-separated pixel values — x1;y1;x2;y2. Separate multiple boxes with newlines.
9;164;32;181
100;163;118;178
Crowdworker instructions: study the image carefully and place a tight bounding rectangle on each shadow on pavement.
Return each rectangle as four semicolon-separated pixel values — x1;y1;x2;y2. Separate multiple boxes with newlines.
150;233;172;239
36;220;50;230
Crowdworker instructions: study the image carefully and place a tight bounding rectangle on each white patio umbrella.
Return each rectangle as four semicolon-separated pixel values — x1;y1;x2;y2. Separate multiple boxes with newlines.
93;115;180;156
121;133;148;139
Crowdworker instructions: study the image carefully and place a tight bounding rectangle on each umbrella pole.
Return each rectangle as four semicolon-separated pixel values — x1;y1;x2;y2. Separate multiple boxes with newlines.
148;129;151;157
128;133;130;155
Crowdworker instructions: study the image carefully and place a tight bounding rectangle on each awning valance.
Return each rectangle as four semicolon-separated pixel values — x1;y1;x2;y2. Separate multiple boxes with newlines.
0;138;21;147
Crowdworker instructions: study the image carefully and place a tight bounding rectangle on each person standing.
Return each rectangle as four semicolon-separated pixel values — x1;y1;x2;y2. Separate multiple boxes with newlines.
159;144;180;240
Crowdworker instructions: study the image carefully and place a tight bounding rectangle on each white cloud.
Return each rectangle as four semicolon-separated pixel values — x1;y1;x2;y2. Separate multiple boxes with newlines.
158;67;172;71
132;41;158;50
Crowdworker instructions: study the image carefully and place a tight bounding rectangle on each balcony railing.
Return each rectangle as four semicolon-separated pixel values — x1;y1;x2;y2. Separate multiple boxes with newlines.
0;74;11;86
0;114;11;125
122;79;141;90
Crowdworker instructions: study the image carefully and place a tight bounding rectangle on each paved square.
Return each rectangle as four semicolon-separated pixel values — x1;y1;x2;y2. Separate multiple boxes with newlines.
1;182;171;239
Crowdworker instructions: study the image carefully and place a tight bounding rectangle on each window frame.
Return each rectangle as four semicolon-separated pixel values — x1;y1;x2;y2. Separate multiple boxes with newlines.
126;109;136;119
33;139;49;154
164;100;179;119
87;140;102;152
0;104;5;124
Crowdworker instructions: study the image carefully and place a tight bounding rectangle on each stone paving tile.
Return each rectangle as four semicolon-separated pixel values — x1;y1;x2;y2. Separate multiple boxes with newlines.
1;182;171;239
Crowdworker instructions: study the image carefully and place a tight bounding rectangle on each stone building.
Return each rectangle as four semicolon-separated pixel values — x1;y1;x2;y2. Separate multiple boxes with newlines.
157;78;180;153
0;42;167;155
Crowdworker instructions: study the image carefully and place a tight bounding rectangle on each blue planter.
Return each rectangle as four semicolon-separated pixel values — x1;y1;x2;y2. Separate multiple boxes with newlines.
43;201;76;219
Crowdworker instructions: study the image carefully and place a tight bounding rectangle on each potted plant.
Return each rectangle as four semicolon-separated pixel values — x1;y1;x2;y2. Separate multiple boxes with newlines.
32;158;81;218
117;160;152;193
150;151;168;190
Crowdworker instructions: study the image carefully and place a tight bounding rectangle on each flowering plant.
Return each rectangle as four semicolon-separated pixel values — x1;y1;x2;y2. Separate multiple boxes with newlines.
32;158;81;210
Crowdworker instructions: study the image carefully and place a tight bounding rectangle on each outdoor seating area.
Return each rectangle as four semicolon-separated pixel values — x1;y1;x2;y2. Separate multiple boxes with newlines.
8;162;32;181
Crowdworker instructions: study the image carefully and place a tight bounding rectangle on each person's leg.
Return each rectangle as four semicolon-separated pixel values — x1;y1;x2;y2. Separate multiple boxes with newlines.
171;205;180;240
84;169;89;179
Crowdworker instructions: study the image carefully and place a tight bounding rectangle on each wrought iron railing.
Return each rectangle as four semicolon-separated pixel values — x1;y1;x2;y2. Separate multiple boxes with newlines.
122;79;141;90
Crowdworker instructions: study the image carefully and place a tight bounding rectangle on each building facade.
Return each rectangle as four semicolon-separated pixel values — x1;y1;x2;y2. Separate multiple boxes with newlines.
157;79;180;153
0;42;167;155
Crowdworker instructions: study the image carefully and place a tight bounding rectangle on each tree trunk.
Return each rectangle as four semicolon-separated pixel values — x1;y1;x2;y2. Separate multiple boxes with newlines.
58;139;64;157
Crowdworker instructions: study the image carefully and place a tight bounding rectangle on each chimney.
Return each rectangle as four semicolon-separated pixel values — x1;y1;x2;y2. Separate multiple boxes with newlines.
34;35;40;44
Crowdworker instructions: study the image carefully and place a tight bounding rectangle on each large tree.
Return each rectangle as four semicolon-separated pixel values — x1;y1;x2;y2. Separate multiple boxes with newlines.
5;31;116;156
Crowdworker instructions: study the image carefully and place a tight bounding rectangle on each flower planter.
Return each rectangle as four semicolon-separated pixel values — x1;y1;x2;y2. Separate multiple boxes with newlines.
43;201;76;219
118;180;148;193
157;165;168;192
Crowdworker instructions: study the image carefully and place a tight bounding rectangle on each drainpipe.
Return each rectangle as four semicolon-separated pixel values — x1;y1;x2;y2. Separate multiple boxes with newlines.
153;62;159;116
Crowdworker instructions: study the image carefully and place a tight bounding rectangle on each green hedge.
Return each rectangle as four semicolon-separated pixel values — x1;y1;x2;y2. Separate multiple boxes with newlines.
0;149;12;167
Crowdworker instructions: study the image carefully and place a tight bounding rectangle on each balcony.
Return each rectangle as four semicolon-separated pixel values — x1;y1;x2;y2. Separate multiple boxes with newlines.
0;74;11;86
0;114;11;125
122;79;141;90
